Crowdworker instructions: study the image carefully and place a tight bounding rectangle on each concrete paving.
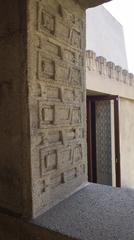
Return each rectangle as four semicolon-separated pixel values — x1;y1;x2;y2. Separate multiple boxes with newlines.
33;183;134;240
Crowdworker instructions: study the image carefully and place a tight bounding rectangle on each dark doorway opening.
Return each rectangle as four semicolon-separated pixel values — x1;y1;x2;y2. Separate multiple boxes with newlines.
87;94;121;187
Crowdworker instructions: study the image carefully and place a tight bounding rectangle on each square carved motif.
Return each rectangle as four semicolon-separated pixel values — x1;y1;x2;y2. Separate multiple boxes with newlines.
39;102;54;127
54;105;71;125
38;52;55;81
73;144;82;163
71;107;81;124
70;29;81;49
38;5;55;35
58;148;73;168
40;149;58;176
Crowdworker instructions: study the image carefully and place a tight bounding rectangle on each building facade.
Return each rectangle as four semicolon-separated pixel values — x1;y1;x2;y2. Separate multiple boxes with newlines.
4;0;134;239
86;50;134;188
86;5;128;69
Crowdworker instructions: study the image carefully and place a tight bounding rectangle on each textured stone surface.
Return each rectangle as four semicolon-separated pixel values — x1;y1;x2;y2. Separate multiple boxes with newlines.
34;183;134;240
27;0;87;217
0;0;87;219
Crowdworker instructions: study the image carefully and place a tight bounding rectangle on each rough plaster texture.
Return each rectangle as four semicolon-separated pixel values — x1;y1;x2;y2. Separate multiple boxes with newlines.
120;98;134;188
34;183;134;240
86;6;128;69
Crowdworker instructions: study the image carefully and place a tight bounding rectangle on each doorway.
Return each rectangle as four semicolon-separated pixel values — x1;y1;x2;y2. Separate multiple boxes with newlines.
87;94;121;187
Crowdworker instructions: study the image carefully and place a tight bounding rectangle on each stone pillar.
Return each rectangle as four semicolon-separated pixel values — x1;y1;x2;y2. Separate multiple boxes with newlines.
0;0;87;219
0;0;31;218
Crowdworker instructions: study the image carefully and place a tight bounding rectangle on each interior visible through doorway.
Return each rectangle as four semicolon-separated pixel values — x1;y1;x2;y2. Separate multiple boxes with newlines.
86;91;121;187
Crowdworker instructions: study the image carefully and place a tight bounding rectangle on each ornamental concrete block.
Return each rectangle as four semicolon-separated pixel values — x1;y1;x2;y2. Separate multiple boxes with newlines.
0;0;87;220
28;0;87;218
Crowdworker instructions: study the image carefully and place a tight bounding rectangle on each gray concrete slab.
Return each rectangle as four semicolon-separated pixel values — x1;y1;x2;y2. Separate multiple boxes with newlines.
33;183;134;240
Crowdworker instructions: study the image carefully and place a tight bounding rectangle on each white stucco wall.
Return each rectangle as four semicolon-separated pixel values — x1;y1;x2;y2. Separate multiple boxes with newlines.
86;6;128;70
86;70;134;101
86;62;134;189
120;98;134;188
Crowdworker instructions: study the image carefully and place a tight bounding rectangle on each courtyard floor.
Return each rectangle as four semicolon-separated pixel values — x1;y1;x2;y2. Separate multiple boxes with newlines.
34;183;134;240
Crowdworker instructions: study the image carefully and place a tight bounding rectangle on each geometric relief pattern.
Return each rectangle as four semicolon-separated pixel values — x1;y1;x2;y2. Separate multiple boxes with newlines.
40;149;58;176
37;51;82;86
39;102;82;127
37;84;83;103
30;0;86;216
39;143;83;178
96;100;112;185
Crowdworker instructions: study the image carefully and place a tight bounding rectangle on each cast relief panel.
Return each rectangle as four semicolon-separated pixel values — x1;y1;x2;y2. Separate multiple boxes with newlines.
28;0;86;216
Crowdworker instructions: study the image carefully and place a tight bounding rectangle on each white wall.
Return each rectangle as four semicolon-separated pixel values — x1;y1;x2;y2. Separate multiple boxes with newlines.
120;98;134;188
86;6;128;70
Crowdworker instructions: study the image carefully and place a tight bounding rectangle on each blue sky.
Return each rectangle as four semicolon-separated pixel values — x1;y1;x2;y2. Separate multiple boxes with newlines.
104;0;134;73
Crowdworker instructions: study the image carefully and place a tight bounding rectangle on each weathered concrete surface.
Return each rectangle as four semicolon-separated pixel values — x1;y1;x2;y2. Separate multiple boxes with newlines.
0;0;87;219
34;183;134;240
28;0;87;217
0;0;31;217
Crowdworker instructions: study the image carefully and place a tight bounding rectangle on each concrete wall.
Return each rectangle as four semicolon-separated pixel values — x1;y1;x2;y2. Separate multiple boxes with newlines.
120;98;134;188
86;6;128;69
27;0;87;217
0;0;31;217
0;0;87;219
86;51;134;100
86;51;134;188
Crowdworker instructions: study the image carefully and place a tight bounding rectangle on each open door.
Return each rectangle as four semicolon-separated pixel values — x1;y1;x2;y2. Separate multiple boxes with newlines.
87;95;121;187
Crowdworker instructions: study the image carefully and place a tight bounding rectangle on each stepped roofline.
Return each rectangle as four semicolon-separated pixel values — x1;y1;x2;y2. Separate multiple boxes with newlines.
86;50;134;87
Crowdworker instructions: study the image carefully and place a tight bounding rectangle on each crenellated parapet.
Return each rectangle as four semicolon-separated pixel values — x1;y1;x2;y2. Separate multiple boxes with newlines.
86;50;134;87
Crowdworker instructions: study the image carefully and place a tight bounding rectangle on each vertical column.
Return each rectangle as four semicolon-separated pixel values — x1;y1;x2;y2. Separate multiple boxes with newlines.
0;1;31;217
27;0;87;217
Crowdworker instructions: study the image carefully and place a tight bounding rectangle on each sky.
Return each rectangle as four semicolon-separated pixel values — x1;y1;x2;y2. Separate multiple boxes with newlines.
103;0;134;73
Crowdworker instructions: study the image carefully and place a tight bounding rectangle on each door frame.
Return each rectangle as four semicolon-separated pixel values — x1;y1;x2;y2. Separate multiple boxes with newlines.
86;94;121;187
